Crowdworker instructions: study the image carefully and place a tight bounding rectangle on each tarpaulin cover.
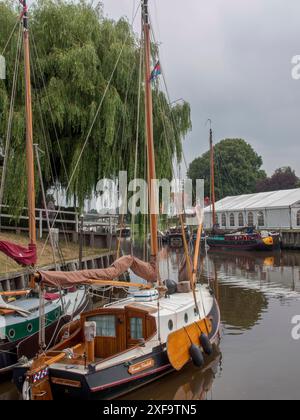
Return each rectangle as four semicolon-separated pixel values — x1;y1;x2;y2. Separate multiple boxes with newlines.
0;241;37;266
39;255;158;288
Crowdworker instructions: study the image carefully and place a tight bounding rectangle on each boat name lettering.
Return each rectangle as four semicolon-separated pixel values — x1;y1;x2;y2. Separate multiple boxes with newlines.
128;358;155;374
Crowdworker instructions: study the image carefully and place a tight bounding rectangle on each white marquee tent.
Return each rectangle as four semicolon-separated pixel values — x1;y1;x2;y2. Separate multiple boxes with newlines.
204;188;300;230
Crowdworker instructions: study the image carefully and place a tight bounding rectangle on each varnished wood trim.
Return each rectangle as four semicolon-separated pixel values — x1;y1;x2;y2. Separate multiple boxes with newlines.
51;377;81;388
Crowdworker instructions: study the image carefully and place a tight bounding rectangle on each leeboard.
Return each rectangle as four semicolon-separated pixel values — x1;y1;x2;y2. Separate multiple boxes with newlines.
167;318;212;371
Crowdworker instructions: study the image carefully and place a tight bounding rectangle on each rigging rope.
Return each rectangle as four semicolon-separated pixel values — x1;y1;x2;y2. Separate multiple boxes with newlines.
0;22;22;208
131;30;144;243
41;2;142;251
146;19;213;320
29;41;70;262
30;32;70;186
149;17;190;173
1;13;22;56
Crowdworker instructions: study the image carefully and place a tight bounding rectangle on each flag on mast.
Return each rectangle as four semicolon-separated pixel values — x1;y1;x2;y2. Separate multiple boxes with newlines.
150;61;161;82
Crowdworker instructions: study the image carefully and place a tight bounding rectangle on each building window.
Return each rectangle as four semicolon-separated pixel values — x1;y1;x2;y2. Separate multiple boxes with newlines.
215;214;219;226
297;210;300;226
238;213;244;227
248;212;254;226
87;315;116;337
222;213;226;227
257;211;265;227
230;213;235;227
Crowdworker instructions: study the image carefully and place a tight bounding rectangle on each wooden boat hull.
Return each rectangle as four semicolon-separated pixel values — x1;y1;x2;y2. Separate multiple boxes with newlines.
0;292;89;376
14;298;220;399
0;316;69;375
207;233;281;251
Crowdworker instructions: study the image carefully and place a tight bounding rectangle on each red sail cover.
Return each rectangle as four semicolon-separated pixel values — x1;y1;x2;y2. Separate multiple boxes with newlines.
0;241;37;266
39;255;158;288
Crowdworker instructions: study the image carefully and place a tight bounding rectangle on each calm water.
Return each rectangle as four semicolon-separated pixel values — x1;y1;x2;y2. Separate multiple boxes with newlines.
122;249;300;400
2;249;300;400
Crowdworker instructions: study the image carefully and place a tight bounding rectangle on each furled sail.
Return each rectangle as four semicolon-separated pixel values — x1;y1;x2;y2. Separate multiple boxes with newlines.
38;255;157;288
0;241;37;266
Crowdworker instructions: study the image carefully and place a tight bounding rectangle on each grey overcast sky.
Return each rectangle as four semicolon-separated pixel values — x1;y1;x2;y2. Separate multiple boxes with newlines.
102;0;300;176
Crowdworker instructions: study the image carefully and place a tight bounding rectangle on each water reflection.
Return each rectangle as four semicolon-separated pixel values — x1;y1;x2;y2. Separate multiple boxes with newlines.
218;284;268;334
2;247;300;400
0;380;18;400
121;346;222;401
208;250;300;299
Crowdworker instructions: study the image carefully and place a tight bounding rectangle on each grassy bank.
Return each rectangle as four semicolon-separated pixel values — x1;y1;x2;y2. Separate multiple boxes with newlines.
0;232;108;275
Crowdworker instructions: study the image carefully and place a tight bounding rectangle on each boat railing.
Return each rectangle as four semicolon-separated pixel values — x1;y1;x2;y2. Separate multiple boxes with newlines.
104;296;133;308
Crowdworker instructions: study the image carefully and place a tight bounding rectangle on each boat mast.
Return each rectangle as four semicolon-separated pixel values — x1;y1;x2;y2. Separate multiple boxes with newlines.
142;0;159;260
209;123;216;227
22;0;36;246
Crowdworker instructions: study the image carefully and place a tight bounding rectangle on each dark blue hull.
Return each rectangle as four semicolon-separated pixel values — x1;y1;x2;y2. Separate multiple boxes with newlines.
14;299;221;400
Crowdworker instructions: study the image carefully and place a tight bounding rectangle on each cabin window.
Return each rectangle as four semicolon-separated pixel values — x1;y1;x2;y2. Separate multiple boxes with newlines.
238;213;244;227
297;210;300;226
8;329;15;339
184;313;189;323
221;213;226;227
230;213;235;227
130;317;143;340
168;320;174;331
248;212;254;226
257;211;265;227
87;315;116;337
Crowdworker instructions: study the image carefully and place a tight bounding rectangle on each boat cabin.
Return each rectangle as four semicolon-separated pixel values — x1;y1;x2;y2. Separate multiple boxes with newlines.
35;304;158;368
82;304;157;359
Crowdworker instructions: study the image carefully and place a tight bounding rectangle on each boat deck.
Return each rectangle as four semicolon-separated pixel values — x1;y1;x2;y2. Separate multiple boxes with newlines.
48;285;214;375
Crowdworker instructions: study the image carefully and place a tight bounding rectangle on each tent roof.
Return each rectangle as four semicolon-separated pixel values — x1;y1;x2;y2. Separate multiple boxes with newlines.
205;188;300;212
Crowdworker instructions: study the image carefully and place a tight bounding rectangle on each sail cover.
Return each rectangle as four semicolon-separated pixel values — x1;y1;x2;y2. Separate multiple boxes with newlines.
0;241;37;266
39;255;157;288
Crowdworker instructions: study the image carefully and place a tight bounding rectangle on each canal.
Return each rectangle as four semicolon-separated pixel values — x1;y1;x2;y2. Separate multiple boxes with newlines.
121;249;300;400
1;249;300;400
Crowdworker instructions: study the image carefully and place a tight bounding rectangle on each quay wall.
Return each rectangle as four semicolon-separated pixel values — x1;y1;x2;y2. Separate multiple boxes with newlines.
280;230;300;250
0;251;116;292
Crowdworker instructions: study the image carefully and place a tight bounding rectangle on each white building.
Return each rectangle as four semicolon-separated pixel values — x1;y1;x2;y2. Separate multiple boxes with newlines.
204;188;300;230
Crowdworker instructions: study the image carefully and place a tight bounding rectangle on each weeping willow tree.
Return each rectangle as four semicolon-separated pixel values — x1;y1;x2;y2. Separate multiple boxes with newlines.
0;0;191;210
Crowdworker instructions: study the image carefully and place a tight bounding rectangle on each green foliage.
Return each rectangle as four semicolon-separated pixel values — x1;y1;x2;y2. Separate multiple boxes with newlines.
0;0;191;210
188;138;266;200
256;166;299;192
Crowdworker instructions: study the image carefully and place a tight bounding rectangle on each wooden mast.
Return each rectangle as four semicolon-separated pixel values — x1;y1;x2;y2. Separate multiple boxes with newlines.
209;124;216;228
22;0;36;247
142;0;159;261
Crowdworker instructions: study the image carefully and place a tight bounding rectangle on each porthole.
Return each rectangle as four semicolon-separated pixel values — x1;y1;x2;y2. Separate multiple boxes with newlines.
168;319;173;331
8;329;15;340
184;313;189;323
27;323;33;333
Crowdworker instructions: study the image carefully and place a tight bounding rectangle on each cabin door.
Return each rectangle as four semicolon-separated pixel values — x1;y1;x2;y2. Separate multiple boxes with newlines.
126;309;147;347
86;312;126;359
